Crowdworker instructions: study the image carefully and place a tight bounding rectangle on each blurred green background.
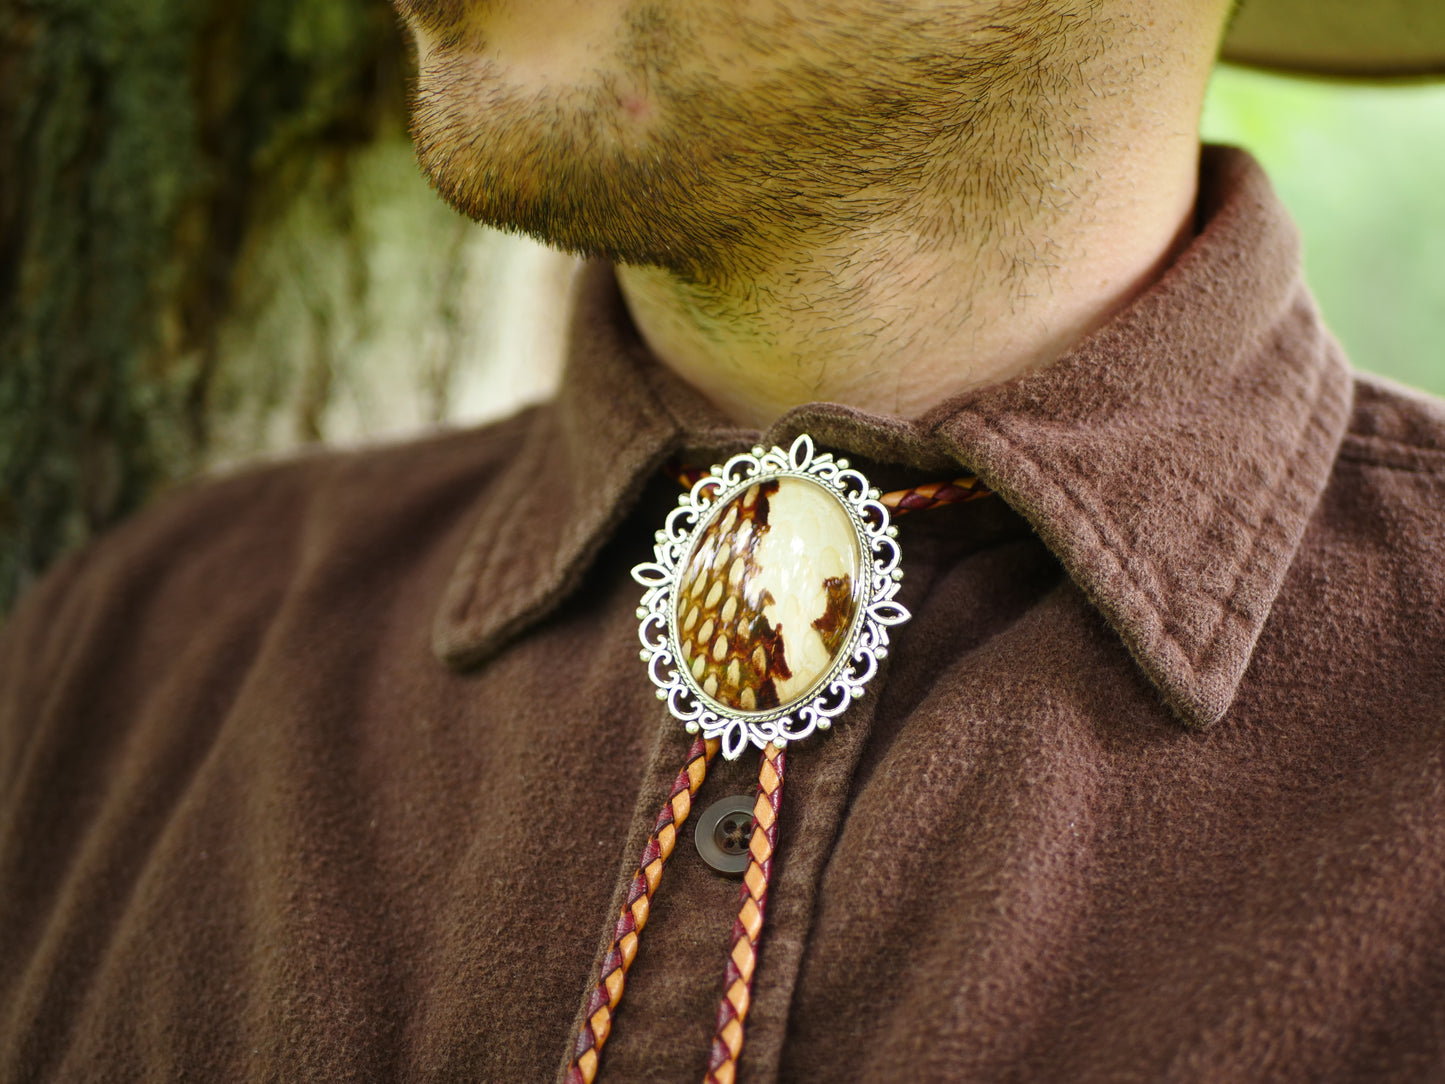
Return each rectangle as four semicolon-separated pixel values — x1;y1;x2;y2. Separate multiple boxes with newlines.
1202;65;1445;395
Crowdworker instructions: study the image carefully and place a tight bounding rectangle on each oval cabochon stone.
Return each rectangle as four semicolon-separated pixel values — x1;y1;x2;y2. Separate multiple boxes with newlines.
674;476;863;715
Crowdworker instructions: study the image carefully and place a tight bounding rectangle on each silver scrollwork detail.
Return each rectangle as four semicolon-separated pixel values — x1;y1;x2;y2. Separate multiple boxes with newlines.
631;434;912;761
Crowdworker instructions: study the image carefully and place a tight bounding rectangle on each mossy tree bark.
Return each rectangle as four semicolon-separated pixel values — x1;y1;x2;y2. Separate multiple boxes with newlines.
0;0;403;607
0;0;575;613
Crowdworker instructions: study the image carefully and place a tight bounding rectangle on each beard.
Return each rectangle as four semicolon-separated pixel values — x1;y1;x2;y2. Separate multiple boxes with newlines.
405;1;1087;287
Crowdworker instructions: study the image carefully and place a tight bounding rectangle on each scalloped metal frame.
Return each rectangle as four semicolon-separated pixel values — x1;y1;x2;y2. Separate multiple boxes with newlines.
631;434;910;761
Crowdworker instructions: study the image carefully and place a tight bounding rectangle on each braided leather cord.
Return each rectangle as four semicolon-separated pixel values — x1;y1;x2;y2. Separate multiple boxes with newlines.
703;741;786;1084
568;461;993;1082
880;475;993;515
668;463;992;517
566;736;721;1084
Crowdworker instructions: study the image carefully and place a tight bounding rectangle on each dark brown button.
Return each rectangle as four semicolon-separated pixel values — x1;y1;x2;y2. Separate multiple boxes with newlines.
695;794;755;876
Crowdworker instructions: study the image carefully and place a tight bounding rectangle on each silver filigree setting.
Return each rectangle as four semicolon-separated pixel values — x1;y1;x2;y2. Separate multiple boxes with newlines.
631;434;910;760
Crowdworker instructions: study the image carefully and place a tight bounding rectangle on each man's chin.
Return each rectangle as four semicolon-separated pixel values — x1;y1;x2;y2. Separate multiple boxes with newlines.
414;147;712;279
407;64;716;280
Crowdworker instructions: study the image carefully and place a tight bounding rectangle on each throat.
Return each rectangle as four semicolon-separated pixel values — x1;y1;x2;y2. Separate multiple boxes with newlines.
614;195;1197;427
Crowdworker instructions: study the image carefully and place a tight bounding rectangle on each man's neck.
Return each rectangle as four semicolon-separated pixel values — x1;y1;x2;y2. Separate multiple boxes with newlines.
615;8;1222;429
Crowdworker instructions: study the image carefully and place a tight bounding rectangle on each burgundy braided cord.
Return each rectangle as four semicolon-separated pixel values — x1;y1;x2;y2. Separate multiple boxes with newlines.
703;741;785;1084
880;476;993;515
565;735;720;1084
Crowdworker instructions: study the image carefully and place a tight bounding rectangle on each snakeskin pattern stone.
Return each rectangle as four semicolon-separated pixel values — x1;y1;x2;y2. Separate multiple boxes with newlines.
675;478;861;714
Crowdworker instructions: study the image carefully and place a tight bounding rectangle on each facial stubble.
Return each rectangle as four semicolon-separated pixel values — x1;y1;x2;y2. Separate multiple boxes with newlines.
407;2;1097;290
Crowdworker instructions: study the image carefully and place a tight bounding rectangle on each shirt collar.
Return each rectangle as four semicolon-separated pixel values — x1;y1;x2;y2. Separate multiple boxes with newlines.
432;147;1354;730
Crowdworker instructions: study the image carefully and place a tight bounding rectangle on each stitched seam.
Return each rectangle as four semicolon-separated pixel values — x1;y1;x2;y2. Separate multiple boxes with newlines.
454;414;554;626
1338;455;1445;475
931;385;1185;650
1338;438;1445;474
1191;351;1345;667
975;353;1340;684
1341;433;1445;454
975;415;1203;683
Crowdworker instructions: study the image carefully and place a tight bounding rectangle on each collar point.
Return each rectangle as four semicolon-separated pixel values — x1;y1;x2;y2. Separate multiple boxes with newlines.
1163;683;1236;732
1138;641;1246;732
430;588;514;673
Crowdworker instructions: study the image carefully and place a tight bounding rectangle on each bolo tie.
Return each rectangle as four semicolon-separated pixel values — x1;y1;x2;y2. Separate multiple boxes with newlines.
564;435;993;1084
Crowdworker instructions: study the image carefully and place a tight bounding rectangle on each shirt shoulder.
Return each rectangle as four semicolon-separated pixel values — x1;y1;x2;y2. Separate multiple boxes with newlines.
0;408;540;781
1277;375;1445;699
11;407;539;612
1327;374;1445;566
1316;374;1445;567
1339;374;1445;474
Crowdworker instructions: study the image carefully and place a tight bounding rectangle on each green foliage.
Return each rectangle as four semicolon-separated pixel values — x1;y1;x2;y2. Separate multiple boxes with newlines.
1203;66;1445;396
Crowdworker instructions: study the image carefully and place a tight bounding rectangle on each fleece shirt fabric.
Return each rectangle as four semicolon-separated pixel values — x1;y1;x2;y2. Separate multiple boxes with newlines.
2;147;1445;1082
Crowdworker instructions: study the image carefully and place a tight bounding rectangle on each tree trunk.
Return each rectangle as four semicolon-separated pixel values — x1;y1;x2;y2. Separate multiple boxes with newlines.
0;0;574;612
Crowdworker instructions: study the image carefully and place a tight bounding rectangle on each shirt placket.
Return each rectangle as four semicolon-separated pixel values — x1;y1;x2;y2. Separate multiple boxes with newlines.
556;522;954;1084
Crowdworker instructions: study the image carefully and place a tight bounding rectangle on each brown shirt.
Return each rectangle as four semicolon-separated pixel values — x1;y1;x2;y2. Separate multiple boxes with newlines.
3;147;1445;1082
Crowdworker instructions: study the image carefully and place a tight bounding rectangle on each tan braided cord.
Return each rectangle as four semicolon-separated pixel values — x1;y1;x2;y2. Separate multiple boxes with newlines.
703;741;786;1084
565;735;721;1084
